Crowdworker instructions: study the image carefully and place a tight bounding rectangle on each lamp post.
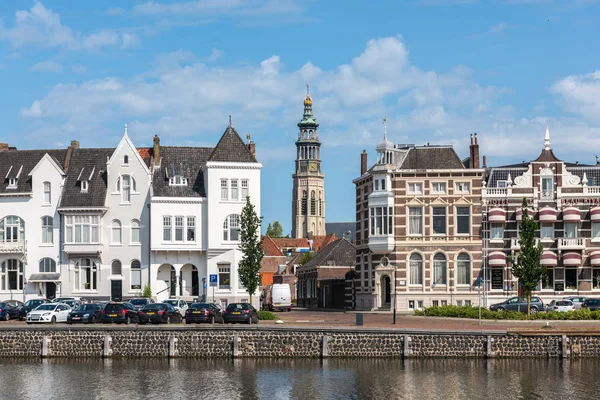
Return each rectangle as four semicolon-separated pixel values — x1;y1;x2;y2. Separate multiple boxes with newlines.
450;287;454;306
393;268;397;325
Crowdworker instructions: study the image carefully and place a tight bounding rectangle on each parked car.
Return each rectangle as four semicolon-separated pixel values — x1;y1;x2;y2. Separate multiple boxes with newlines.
263;284;292;312
26;303;72;324
5;300;23;308
129;298;155;311
582;298;600;311
546;300;576;313
0;302;21;321
163;299;188;318
563;296;586;310
101;302;139;324
63;299;82;310
18;299;51;321
489;296;544;314
67;303;104;324
223;303;259;324
52;297;82;304
185;303;224;324
138;303;182;324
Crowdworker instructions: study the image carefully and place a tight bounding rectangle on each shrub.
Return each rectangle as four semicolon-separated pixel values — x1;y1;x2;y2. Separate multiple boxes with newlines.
258;310;278;320
415;305;600;320
142;284;152;299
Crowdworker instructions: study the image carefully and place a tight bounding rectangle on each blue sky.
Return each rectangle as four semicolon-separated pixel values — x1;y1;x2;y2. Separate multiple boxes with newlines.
1;1;600;235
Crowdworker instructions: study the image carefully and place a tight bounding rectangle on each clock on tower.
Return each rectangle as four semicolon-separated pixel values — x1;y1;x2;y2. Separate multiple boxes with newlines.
309;162;317;172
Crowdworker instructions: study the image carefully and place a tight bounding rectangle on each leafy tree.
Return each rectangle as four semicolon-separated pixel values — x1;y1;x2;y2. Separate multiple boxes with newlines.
266;221;284;238
299;252;312;266
510;198;545;317
238;196;265;305
142;284;152;299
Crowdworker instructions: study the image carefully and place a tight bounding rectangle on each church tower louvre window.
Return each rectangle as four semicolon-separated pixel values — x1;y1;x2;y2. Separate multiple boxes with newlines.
291;85;326;238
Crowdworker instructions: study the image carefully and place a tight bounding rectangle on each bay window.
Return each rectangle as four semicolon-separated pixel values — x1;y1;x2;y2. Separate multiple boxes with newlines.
1;259;23;290
0;216;24;243
369;206;393;235
64;215;99;244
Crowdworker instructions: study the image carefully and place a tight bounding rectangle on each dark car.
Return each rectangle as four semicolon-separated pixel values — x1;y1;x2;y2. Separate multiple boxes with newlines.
185;303;224;324
138;303;182;324
582;298;600;311
129;298;155;311
0;302;21;321
67;303;104;324
489;296;544;313
101;302;139;324
223;303;259;324
5;300;23;308
18;299;50;321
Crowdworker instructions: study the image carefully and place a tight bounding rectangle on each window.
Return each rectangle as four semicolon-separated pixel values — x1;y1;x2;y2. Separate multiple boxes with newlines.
218;265;231;289
381;179;386;191
81;181;89;193
433;253;447;285
223;214;240;241
39;258;56;273
163;217;172;241
491;223;504;240
123;155;129;164
64;215;99;244
541;177;553;199
8;178;17;188
408;183;422;194
131;220;140;244
565;268;577;290
455;182;471;193
588;177;595;186
121;175;131;202
111;260;122;275
301;191;307;215
311;191;316;216
241;179;249;200
169;176;187;186
43;182;51;204
131;260;141;289
497;181;506;188
1;259;23;290
41;216;53;244
541;223;554;239
431;182;446;194
231;179;239;200
542;269;554;290
187;217;196;242
220;179;228;200
374;180;379;191
593;268;600;290
408;207;423;235
111;220;122;244
0;216;24;243
409;253;423;285
564;222;578;238
592;222;600;239
174;217;184;241
74;258;97;290
456;207;470;235
457;253;470;285
432;207;446;235
369;206;393;235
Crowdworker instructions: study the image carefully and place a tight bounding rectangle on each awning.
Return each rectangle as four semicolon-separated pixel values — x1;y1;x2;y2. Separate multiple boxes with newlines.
540;251;558;266
591;251;600;266
488;208;506;223
562;252;582;266
539;207;558;222
591;207;600;222
27;273;61;283
516;207;534;221
563;206;581;222
489;251;507;266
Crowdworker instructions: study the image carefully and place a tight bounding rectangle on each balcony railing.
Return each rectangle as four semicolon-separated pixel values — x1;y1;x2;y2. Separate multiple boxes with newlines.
0;240;26;254
485;188;507;196
541;189;554;200
558;238;585;250
510;238;540;250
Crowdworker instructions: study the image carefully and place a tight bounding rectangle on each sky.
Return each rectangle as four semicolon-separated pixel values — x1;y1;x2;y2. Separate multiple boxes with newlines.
1;1;600;236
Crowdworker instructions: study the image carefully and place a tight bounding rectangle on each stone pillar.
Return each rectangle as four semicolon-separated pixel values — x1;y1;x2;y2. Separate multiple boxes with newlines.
486;336;495;358
169;337;179;357
321;335;329;358
403;334;411;358
103;335;113;358
561;335;569;359
232;335;240;358
42;336;51;358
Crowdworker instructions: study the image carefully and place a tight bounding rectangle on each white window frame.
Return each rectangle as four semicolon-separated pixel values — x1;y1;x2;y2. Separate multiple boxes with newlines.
231;179;239;201
220;179;228;200
369;206;393;236
241;179;249;200
111;220;122;244
456;206;471;236
187;217;196;242
456;253;470;286
41;216;53;244
497;180;506;188
43;181;51;204
111;260;122;275
541;223;554;240
74;258;97;291
431;182;446;194
169;175;188;186
64;215;99;244
163;216;172;241
81;181;89;193
408;182;423;194
455;182;471;193
432;253;447;286
131;219;140;244
564;222;578;238
409;253;423;286
39;258;56;273
175;216;184;242
408;207;423;236
432;206;446;236
8;178;17;189
223;214;241;242
490;223;504;240
131;260;142;290
1;259;23;290
218;265;231;290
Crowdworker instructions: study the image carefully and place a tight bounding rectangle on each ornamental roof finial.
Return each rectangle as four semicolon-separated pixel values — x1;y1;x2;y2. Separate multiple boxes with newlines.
303;84;313;107
383;117;387;141
544;126;551;150
124;124;128;136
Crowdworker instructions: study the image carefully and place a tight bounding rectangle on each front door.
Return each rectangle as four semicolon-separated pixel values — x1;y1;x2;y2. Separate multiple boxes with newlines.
384;276;391;305
46;282;56;300
111;280;123;302
191;269;199;296
170;270;176;297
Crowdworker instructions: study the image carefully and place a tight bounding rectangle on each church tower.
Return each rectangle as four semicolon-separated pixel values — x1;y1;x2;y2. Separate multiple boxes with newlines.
291;86;326;238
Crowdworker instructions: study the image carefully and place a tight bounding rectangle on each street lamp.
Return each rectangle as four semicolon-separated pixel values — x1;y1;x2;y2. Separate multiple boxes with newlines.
393;268;397;325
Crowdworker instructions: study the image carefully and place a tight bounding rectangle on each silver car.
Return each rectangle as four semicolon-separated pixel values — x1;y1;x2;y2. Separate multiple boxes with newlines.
563;296;586;310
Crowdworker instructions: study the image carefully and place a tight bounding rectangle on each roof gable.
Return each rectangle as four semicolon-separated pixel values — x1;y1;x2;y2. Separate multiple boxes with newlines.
302;239;356;269
262;236;285;257
28;153;65;178
208;125;256;163
107;131;150;174
0;149;67;194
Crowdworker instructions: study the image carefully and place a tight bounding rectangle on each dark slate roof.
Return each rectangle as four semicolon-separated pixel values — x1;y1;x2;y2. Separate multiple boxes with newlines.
400;146;464;169
566;166;600;186
325;222;356;242
302;238;356;269
208;125;257;163
60;148;114;208
153;147;212;197
0;150;67;194
486;167;528;188
534;149;561;162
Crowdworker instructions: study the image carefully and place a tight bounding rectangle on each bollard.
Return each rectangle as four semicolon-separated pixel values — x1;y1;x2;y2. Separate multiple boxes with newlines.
486;336;495;358
403;334;411;358
356;313;363;326
41;336;51;358
103;335;113;358
232;335;240;358
169;337;179;358
321;335;329;358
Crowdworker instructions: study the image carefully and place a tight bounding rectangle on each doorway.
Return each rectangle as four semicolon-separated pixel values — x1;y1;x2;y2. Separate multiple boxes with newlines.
191;268;199;296
46;282;56;300
170;269;176;297
382;276;391;306
111;280;123;302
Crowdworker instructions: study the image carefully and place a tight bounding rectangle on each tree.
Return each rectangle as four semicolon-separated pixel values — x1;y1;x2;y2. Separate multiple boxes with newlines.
142;284;152;299
266;221;284;238
238;196;265;305
510;198;545;317
299;252;312;266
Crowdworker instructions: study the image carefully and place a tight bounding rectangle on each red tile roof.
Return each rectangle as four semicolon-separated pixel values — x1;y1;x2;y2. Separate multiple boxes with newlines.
271;237;310;249
262;236;285;257
137;147;153;165
311;234;338;252
260;256;287;273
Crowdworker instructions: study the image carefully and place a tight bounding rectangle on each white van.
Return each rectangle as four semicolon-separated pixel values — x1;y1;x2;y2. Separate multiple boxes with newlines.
264;284;292;312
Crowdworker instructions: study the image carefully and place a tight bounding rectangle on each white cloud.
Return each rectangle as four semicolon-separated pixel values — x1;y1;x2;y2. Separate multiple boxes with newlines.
120;33;140;49
133;0;301;16
30;60;62;73
82;30;120;50
207;48;224;62
551;70;600;122
71;64;88;74
489;22;513;33
105;7;125;16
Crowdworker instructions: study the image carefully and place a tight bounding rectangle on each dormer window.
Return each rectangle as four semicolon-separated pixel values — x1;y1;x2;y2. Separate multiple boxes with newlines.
8;178;17;189
123;155;129;165
81;181;89;193
169;176;187;186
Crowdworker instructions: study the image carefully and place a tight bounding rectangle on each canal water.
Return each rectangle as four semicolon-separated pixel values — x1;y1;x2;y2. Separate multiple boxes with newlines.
0;358;598;399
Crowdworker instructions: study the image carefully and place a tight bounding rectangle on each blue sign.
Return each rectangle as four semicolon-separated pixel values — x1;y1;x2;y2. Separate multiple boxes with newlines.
203;282;207;289
476;277;482;287
209;274;218;287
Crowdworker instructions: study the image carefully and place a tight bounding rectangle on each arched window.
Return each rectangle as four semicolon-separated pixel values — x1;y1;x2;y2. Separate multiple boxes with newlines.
457;253;471;285
1;259;23;290
41;216;53;244
111;260;122;275
311;190;316;216
223;214;240;242
43;181;51;204
39;258;56;273
433;253;447;285
112;220;122;244
318;191;323;216
301;191;307;216
131;260;141;289
409;253;423;285
131;219;140;244
0;216;25;243
124;155;129;164
75;258;97;290
117;175;136;202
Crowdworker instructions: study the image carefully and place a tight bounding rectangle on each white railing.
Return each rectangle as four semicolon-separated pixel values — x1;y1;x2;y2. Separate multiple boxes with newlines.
0;240;26;253
541;189;554;200
484;188;507;196
558;238;585;249
586;187;600;195
511;238;540;250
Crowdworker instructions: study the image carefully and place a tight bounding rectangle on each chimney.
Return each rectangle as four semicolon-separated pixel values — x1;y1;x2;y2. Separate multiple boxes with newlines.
469;133;480;169
70;140;80;149
247;141;256;160
483;155;487;169
361;150;368;175
153;135;160;166
468;134;474;168
0;143;9;152
64;140;79;171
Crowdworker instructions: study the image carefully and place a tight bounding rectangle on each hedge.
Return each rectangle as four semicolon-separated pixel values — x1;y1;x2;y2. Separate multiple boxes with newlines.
414;305;600;320
258;310;278;320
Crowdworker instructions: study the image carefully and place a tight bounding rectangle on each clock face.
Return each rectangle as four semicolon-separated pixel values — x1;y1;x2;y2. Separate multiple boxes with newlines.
309;162;317;172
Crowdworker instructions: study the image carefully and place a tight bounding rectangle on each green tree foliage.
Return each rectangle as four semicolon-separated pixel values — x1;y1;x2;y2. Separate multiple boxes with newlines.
266;221;284;238
142;284;152;299
299;252;312;266
238;196;265;305
510;198;545;317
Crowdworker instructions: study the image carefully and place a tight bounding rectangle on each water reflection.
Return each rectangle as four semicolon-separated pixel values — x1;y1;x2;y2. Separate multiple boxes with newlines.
0;358;599;400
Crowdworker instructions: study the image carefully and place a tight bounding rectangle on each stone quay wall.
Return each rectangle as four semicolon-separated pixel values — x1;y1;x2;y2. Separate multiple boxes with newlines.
0;327;599;359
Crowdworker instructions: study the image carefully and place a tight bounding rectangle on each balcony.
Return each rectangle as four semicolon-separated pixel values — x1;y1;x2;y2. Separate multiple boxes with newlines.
558;238;585;251
0;240;26;254
63;243;102;255
510;238;540;250
541;189;554;201
369;235;394;254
